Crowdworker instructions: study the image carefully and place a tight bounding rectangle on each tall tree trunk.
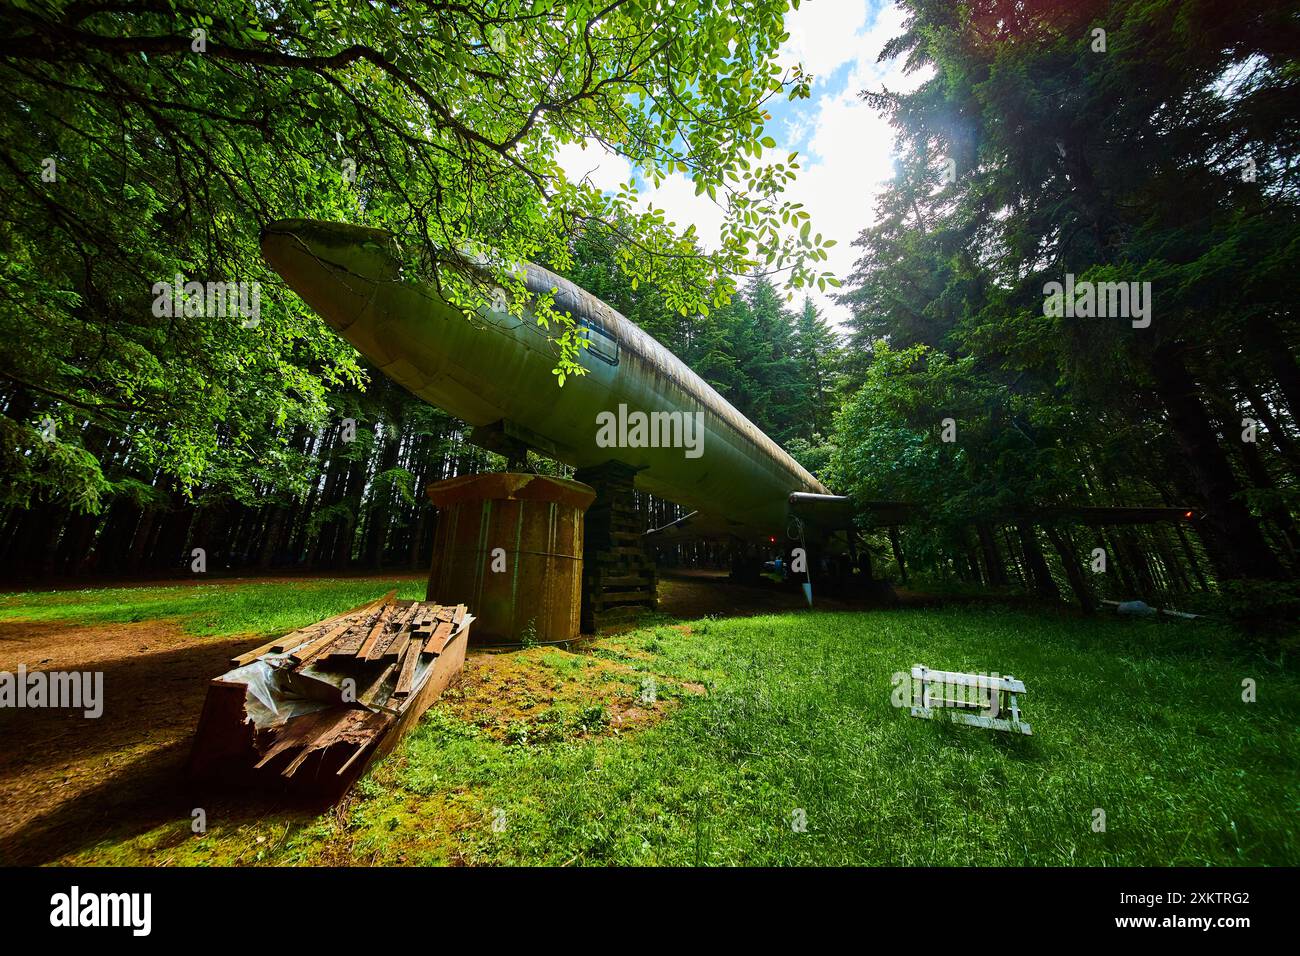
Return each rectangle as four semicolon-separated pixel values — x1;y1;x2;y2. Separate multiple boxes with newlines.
888;526;908;584
1237;377;1300;476
259;506;286;569
1045;525;1095;612
127;508;156;574
1244;316;1300;426
1233;435;1299;565
363;425;400;568
1018;524;1060;600
976;522;1009;586
1150;342;1285;580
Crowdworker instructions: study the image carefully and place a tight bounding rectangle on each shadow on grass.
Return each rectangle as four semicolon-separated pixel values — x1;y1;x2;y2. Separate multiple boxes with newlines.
0;633;330;865
0;740;329;865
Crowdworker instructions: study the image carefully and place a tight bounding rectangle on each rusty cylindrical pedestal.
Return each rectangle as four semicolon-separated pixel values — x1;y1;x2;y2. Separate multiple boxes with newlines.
425;473;596;644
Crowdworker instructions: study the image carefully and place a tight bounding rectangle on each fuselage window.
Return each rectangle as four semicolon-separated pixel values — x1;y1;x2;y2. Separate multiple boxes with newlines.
580;318;619;366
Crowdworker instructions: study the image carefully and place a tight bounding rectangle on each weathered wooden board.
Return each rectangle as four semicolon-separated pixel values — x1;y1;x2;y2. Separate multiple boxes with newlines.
189;597;472;802
227;591;394;668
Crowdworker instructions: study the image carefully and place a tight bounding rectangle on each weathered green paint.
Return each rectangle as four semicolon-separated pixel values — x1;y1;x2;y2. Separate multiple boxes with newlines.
261;219;829;542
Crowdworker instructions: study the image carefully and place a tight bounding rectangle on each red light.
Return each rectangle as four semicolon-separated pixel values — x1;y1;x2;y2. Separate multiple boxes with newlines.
769;536;776;543
1184;511;1193;519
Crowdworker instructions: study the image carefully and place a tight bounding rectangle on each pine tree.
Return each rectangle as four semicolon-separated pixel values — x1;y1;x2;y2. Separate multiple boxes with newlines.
793;297;842;440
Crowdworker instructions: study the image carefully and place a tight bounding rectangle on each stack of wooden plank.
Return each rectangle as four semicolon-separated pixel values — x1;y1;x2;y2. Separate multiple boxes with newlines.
188;592;471;801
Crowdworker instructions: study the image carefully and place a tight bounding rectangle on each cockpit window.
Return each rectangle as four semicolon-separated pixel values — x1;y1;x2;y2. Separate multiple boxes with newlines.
579;318;619;366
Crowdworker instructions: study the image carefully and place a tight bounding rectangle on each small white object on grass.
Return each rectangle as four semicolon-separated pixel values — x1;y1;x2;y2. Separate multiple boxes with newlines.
908;664;1032;735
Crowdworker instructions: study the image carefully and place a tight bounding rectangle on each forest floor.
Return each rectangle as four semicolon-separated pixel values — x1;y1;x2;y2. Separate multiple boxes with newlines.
0;574;1296;865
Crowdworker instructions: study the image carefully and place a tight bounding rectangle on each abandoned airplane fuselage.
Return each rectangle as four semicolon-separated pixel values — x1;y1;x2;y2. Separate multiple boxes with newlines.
261;219;831;544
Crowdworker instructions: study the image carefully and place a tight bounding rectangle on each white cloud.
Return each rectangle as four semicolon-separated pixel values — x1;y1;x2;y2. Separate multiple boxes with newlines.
639;173;727;251
554;137;726;251
553;139;633;194
780;0;872;81
785;0;928;328
554;2;932;330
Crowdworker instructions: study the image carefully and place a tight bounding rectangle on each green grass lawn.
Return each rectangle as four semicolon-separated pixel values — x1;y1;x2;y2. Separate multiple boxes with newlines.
0;577;426;638
22;588;1294;867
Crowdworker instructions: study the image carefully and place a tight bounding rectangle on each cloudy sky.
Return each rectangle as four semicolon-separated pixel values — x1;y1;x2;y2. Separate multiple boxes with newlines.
556;0;927;329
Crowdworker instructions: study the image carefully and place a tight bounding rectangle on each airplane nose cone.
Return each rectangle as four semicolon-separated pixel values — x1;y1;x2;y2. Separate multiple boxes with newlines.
260;219;403;335
260;218;400;279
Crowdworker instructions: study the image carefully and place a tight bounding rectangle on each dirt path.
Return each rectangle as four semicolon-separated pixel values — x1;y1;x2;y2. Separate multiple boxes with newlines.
0;619;276;864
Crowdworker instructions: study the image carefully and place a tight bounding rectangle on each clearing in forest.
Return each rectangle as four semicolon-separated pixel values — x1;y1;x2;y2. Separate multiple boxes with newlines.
0;577;1294;866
